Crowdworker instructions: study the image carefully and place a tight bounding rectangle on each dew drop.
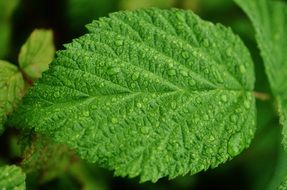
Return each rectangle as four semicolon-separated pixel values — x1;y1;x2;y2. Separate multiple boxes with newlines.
107;67;120;75
168;69;176;76
221;94;228;102
227;133;245;157
141;127;149;134
203;114;209;121
180;70;188;77
176;12;183;20
239;65;246;74
188;79;196;86
83;111;90;117
171;102;177;109
132;72;140;80
131;83;137;88
115;40;123;46
99;82;104;87
244;100;251;109
136;103;143;108
193;24;200;33
111;117;118;124
230;115;238;123
181;51;189;59
54;91;60;98
226;48;232;57
202;39;210;47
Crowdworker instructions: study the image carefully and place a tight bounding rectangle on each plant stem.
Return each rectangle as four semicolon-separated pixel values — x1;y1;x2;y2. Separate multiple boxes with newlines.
253;91;271;101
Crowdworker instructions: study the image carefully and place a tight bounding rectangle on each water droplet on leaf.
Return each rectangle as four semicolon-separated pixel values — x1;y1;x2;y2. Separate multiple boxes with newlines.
227;133;245;157
244;100;251;109
111;117;118;124
181;51;189;59
202;39;210;47
239;65;246;74
168;69;176;76
132;72;140;80
221;95;227;102
141;127;149;134
107;67;120;75
115;40;123;46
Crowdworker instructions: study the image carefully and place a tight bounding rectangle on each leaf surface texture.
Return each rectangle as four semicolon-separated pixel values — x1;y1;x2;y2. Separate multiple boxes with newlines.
10;8;256;181
0;165;26;190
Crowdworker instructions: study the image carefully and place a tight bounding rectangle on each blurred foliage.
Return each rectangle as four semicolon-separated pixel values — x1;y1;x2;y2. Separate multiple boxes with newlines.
0;0;19;59
0;0;284;189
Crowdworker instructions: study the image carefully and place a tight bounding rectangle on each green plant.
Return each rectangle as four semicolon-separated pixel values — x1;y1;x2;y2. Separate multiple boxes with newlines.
0;0;287;189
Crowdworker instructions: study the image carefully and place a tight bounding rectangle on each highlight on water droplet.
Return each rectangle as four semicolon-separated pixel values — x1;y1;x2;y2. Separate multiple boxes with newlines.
111;117;118;124
243;99;251;109
136;102;143;108
83;111;90;117
188;79;196;86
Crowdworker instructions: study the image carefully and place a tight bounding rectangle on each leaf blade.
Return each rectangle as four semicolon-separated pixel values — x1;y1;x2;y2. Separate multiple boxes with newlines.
10;8;256;182
0;60;25;134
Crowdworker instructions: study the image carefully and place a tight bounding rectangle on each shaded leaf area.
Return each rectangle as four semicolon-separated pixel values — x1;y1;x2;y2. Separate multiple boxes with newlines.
0;165;26;189
10;8;256;182
0;60;24;134
235;0;287;149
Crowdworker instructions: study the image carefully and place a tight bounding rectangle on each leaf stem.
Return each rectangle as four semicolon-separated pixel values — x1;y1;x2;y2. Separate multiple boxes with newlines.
253;91;271;101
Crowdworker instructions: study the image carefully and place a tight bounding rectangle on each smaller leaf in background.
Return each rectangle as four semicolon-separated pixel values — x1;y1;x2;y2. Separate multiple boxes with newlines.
18;29;55;80
235;0;287;149
0;165;26;190
0;60;25;134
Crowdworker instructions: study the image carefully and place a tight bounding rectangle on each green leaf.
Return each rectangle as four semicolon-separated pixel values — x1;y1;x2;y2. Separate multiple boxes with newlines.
0;165;26;190
19;29;55;80
234;0;287;148
10;8;256;182
0;60;25;134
